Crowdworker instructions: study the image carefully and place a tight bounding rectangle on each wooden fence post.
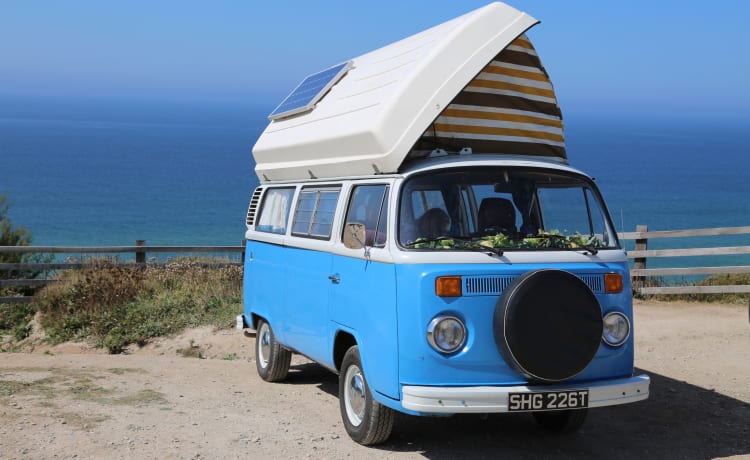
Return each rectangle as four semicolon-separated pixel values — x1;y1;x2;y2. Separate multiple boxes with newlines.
633;225;648;290
135;240;146;265
240;240;246;263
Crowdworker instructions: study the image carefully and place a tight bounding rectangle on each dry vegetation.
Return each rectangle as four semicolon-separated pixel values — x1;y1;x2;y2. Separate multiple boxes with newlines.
1;260;242;353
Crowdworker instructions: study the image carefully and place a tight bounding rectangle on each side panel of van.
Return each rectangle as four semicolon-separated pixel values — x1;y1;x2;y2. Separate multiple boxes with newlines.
281;247;334;366
329;254;399;400
244;241;288;341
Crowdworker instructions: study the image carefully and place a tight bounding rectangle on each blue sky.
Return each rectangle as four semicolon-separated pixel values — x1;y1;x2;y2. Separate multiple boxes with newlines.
1;1;749;118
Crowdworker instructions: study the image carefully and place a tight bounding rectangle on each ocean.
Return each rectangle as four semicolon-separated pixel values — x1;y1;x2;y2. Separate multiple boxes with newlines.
1;97;749;268
1;98;264;247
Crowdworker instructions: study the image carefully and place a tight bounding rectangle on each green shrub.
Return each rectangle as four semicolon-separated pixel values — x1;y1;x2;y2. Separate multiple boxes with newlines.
0;302;36;332
35;260;242;353
12;322;32;341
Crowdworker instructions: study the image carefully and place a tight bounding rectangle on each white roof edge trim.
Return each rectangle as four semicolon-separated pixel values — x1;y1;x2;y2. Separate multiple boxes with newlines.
398;156;584;179
253;2;544;183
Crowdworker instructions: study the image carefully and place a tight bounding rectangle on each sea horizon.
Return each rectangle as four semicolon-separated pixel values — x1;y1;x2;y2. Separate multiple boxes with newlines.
1;95;749;268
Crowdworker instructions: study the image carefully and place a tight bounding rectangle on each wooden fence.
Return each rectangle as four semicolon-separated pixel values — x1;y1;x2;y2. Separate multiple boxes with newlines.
618;225;750;295
3;226;750;303
0;241;245;304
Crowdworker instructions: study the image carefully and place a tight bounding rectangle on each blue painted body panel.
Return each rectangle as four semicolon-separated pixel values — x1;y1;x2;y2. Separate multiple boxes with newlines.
280;246;334;366
245;242;333;364
243;241;287;338
329;253;399;399
394;261;634;391
245;239;636;413
245;241;399;395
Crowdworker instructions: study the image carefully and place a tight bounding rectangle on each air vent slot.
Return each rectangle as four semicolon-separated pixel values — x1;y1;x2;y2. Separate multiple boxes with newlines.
462;273;605;296
577;274;603;293
464;275;518;296
246;187;264;227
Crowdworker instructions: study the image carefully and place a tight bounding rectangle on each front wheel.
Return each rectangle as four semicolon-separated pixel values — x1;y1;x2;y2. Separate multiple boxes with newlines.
255;319;291;382
339;346;394;445
532;409;588;434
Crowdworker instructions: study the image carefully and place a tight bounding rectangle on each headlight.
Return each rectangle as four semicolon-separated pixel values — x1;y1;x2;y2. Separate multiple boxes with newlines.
602;312;630;346
427;315;466;354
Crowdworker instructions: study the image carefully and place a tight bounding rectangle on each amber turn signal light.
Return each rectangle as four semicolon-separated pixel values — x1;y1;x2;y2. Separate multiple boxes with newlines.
604;273;623;294
436;276;462;297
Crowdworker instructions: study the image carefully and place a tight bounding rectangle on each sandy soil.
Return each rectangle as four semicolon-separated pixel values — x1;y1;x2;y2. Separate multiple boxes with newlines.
1;301;749;459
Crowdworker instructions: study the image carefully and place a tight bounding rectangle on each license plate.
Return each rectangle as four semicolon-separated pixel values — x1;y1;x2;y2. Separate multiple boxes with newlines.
507;390;589;412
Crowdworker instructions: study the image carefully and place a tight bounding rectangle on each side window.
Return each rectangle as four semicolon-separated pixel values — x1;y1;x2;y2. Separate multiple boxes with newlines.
291;186;341;239
256;187;295;234
343;185;389;247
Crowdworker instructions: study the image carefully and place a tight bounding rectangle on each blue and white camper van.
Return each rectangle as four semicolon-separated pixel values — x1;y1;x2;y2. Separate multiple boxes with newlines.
242;2;649;445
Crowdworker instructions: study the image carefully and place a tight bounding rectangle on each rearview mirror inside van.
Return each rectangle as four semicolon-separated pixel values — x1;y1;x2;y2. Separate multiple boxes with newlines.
343;222;366;249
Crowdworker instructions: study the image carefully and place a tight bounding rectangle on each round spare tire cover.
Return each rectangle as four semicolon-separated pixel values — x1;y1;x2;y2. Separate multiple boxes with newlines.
494;269;603;382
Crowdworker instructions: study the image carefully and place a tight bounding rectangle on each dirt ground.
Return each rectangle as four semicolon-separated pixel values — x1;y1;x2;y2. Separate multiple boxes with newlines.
1;300;748;460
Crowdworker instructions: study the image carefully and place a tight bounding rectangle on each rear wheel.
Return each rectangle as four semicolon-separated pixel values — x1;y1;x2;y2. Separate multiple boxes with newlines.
339;346;394;445
255;319;291;382
532;409;588;434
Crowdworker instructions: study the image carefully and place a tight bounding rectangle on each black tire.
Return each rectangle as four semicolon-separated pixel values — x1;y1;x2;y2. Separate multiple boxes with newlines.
255;319;291;382
494;269;603;382
533;409;588;434
339;346;394;445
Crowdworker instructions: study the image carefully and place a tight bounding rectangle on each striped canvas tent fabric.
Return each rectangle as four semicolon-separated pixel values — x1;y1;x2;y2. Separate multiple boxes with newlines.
414;34;566;161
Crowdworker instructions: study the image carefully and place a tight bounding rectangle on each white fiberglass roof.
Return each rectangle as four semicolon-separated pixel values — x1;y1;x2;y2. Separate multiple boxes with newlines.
252;2;549;183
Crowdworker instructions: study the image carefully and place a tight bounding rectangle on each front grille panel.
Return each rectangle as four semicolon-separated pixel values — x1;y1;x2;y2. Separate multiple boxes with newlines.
462;273;605;296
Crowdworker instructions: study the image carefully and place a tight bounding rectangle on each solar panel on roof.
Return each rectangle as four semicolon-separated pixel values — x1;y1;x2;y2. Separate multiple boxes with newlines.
268;61;353;121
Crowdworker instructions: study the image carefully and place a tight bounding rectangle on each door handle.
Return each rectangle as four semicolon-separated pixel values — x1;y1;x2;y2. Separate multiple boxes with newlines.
328;275;341;284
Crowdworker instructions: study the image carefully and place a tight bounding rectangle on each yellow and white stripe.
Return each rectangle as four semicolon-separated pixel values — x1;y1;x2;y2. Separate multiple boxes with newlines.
416;34;566;160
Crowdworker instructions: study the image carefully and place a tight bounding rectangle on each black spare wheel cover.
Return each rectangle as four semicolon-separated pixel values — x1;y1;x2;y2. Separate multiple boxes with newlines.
494;269;603;383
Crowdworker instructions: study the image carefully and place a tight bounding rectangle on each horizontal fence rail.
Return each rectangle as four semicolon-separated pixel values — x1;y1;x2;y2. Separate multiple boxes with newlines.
0;245;244;254
0;241;245;304
3;227;750;302
618;225;750;296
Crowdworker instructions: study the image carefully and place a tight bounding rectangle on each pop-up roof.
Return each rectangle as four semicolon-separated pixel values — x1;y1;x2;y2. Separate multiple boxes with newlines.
252;2;564;183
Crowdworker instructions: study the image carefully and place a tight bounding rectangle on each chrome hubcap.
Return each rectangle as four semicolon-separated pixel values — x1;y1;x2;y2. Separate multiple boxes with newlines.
258;324;271;368
344;365;366;426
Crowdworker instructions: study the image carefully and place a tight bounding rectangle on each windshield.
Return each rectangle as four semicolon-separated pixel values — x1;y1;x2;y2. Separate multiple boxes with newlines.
398;167;618;251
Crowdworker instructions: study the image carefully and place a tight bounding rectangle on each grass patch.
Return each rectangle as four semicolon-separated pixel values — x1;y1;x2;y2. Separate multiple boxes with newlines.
113;389;169;406
177;340;205;359
33;259;242;353
0;379;35;397
107;367;146;375
1;367;169;407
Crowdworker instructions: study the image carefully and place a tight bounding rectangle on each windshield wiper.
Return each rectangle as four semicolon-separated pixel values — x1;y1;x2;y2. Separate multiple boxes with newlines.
405;236;504;256
403;236;454;247
529;233;599;255
453;237;505;256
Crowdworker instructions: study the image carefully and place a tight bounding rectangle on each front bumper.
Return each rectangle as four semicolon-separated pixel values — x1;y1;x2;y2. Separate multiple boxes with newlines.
402;374;649;414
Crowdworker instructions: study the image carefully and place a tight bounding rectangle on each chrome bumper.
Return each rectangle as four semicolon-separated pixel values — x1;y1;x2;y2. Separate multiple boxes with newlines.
401;374;649;414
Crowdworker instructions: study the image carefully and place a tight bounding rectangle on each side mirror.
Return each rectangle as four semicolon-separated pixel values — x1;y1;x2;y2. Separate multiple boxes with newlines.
343;222;367;249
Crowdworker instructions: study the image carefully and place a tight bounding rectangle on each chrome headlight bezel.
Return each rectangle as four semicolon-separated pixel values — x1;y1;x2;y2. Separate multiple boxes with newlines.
602;311;631;346
427;315;467;354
